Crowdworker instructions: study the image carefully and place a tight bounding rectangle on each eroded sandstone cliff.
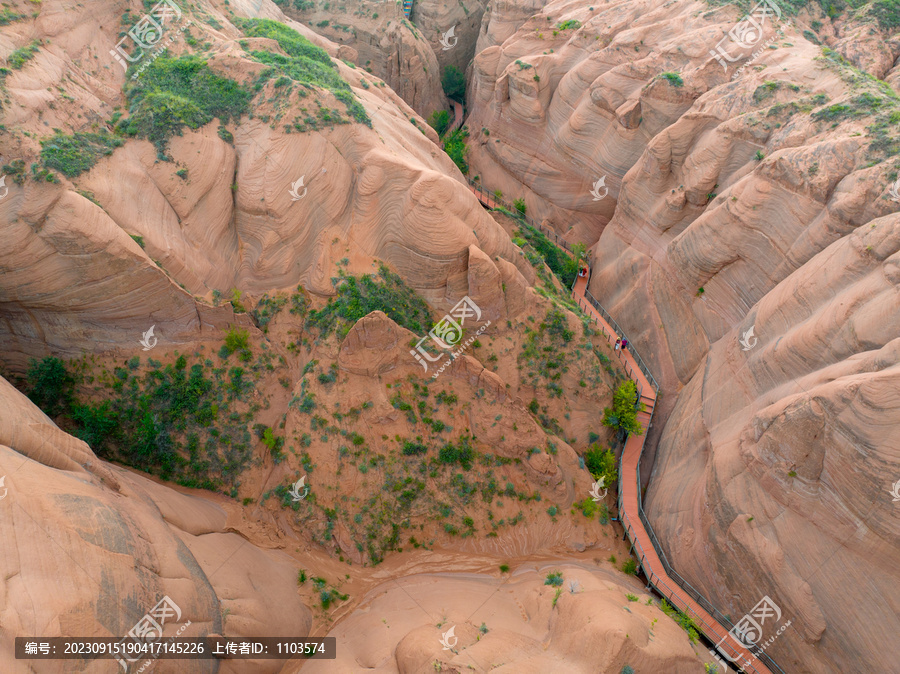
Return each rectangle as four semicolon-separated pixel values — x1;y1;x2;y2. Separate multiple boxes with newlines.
464;0;900;671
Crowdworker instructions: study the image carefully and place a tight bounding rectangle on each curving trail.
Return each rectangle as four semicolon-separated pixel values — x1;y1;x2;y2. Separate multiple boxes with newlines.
447;99;465;135
456;94;779;672
572;275;775;674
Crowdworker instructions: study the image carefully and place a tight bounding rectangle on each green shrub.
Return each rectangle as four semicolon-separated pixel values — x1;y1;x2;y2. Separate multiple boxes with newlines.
602;380;645;438
441;65;466;103
660;598;699;643
1;158;25;185
402;439;428;455
261;427;285;461
236;18;370;127
598;503;610;525
23;355;252;489
556;19;582;29
122;54;251;151
436;391;458;405
515;223;579;287
585;445;617;485
251;293;288;332
752;80;779;102
872;0;900;28
428;109;450;136
438;436;475;470
0;8;25;25
226;288;245;313
222;327;251;359
513;197;526;214
659;72;684;87
8;40;40;69
622;559;637;575
25;357;74;417
443;126;468;174
544;571;563;587
307;265;432;337
499;564;510;573
573;498;598;517
40;132;123;177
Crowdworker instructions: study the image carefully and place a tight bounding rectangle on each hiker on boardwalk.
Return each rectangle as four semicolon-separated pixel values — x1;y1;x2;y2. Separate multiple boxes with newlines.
621;338;628;350
615;339;621;351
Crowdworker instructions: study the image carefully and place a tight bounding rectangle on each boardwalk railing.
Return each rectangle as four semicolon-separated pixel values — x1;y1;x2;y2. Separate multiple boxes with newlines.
467;178;573;253
469;182;785;674
581;288;659;392
579;296;785;674
447;100;464;135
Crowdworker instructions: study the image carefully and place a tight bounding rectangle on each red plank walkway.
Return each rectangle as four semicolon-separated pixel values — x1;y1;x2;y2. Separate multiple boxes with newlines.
463;149;779;672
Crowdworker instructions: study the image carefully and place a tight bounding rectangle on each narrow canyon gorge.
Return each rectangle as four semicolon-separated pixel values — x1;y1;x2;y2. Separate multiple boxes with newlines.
0;0;897;672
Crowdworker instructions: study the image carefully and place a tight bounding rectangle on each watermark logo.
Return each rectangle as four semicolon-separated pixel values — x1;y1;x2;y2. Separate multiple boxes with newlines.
709;0;782;79
410;296;491;379
889;478;900;502
590;176;608;201
115;596;187;672
111;1;193;81
888;177;900;203
111;0;183;72
439;625;457;650
711;595;790;671
139;325;158;351
289;176;308;201
589;477;607;502
0;475;7;501
440;26;459;50
288;476;309;501
739;325;757;351
0;175;8;200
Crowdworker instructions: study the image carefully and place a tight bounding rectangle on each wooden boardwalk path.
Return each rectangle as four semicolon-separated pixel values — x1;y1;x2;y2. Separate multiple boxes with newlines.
462;144;781;672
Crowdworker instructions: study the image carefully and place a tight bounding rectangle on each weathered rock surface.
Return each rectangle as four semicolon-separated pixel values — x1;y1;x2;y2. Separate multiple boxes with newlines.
273;0;446;116
0;376;311;673
0;0;530;371
413;0;486;76
463;0;900;671
299;566;703;673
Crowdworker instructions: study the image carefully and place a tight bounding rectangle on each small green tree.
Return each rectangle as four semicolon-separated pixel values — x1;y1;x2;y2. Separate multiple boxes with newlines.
443;127;468;174
602;380;644;438
428;109;450;136
584;445;617;486
442;65;466;103
26;357;74;417
513;197;526;214
571;241;587;269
